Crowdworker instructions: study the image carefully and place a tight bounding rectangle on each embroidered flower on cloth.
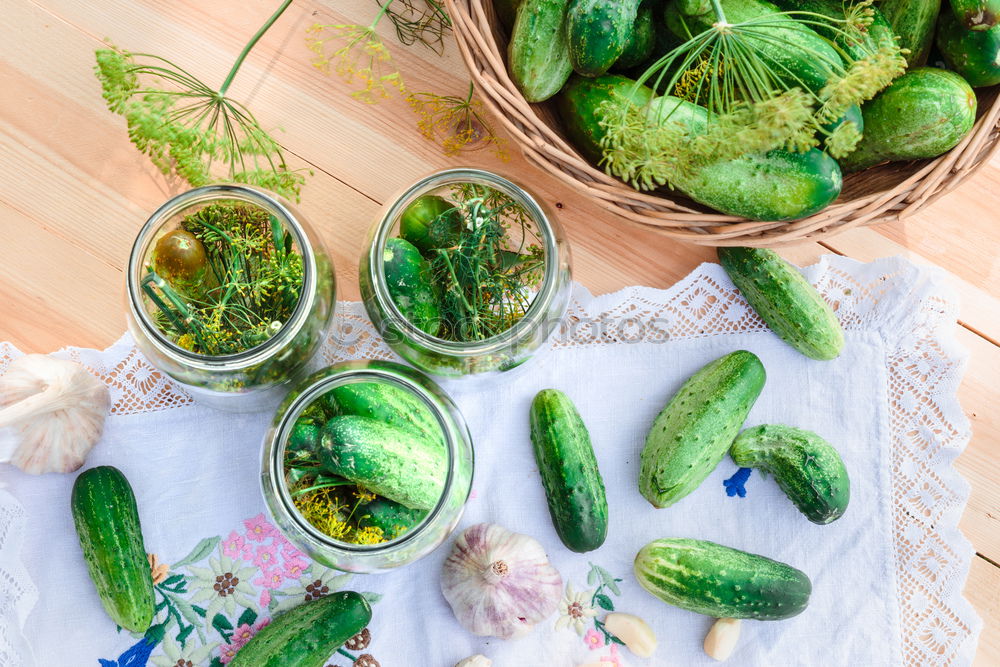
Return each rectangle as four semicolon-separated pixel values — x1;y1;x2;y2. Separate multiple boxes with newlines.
271;566;352;613
148;553;169;585
584;628;605;650
556;583;598;635
186;554;258;624
218;619;271;663
149;634;217;667
222;531;246;560
244;514;276;542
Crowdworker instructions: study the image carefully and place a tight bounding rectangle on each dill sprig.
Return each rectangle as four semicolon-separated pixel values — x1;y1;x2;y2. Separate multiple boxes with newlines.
382;0;452;53
142;202;304;356
599;0;908;191
93;1;306;201
428;185;545;342
407;82;508;158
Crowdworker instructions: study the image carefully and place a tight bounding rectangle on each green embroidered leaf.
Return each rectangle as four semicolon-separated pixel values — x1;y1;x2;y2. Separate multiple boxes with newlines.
192;604;207;618
172;537;221;569
361;591;383;604
162;574;184;587
587;562;601;587
176;623;194;647
173;595;203;627
237;607;258;628
609;633;625;645
212;613;233;634
594;593;615;611
210;659;224;667
605;577;622;597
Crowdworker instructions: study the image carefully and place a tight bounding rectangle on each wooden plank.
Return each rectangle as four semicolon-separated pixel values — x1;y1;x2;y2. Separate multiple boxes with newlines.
970;555;1000;666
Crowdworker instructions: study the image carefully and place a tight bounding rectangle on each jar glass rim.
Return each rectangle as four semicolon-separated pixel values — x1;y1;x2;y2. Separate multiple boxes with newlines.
126;184;316;370
366;168;564;356
266;366;462;555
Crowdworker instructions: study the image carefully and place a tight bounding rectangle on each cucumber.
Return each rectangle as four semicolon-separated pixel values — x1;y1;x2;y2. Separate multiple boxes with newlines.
568;0;643;76
771;0;897;60
357;497;429;539
320;416;447;511
634;538;811;619
556;76;842;221
678;0;712;15
230;591;372;667
717;248;844;360
614;3;657;69
509;0;573;101
288;421;321;459
823;104;864;136
71;466;155;632
383;237;441;336
639;351;766;508
949;0;1000;29
529;389;609;552
664;0;843;93
731;424;850;524
399;195;463;255
880;0;942;65
839;67;977;171
320;380;445;448
937;11;1000;86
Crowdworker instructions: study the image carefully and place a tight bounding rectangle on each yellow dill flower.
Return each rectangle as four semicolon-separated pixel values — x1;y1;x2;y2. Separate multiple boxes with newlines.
824;120;863;158
353;525;386;545
817;45;907;122
353;485;377;504
407;83;508;159
306;22;405;104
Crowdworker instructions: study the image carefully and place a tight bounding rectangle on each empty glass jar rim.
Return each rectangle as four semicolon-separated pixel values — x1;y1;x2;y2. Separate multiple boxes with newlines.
367;168;563;356
126;184;317;370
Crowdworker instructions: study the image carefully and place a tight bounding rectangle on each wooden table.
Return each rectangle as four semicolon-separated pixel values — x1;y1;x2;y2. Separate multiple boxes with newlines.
1;0;996;662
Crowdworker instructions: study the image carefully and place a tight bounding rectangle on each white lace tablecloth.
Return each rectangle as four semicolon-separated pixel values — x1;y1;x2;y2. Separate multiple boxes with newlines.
0;255;982;666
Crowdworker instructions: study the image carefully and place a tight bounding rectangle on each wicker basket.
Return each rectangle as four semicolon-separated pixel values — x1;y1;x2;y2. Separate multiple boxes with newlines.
447;0;1000;245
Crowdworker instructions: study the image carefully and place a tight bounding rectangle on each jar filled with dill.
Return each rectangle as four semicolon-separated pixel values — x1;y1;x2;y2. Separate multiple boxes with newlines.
360;169;572;376
126;185;335;406
260;361;474;573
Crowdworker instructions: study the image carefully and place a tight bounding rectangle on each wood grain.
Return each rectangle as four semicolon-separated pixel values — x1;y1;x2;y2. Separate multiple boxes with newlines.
0;0;996;661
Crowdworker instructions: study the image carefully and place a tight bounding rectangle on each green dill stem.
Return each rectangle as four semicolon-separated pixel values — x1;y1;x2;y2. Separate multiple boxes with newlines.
218;0;295;96
710;0;728;24
291;480;355;497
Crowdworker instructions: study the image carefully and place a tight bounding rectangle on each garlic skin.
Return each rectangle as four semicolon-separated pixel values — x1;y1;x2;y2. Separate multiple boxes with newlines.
455;656;492;667
0;355;109;474
441;523;563;639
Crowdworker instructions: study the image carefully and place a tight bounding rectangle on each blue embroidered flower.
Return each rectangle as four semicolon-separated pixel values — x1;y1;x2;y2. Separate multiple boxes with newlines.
98;624;164;667
723;467;752;498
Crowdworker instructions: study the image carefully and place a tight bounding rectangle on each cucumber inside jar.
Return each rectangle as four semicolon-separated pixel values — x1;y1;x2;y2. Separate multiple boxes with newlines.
385;185;547;344
282;378;444;546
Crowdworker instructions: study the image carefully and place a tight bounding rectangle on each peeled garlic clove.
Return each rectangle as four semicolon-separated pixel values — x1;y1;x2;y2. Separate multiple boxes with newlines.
0;355;108;474
704;617;741;661
455;656;492;667
605;612;657;657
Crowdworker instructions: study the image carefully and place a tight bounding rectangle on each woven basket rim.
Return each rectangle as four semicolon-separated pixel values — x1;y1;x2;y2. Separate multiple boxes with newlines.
447;0;1000;245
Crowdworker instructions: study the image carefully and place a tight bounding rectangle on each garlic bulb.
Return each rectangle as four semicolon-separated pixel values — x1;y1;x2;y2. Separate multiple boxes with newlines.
441;523;563;639
455;656;492;667
0;355;108;474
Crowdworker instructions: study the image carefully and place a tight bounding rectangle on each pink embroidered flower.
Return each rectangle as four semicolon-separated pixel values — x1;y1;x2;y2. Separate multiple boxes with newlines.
240;543;254;561
253;567;285;590
253;542;279;569
280;541;305;561
244;514;275;542
282;555;309;579
222;531;245;560
230;619;271;649
259;589;271;607
584;628;604;650
219;643;240;664
600;644;622;667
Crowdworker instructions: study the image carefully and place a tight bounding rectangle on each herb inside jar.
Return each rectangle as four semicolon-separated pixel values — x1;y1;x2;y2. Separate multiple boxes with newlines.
386;183;545;342
142;201;304;356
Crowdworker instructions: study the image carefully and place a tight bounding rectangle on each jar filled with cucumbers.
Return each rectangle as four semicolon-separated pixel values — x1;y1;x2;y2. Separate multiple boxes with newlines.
126;185;335;407
360;168;572;376
260;360;474;573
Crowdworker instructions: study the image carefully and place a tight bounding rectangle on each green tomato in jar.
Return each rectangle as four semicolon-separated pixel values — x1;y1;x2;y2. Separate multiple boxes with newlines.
398;195;464;254
152;229;209;293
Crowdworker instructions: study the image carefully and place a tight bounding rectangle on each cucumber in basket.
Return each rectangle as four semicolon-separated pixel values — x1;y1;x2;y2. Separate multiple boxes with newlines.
639;350;766;508
731;424;850;524
71;466;155;632
880;0;942;66
634;538;812;619
508;0;573;102
230;591;372;667
530;389;609;552
567;0;643;76
937;11;1000;87
717;247;844;361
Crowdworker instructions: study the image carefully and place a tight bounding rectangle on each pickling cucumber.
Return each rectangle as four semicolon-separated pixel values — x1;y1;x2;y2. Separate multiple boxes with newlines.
71;466;155;633
840;68;977;171
634;538;812;619
530;389;609;552
357;497;429;540
949;0;1000;29
568;0;643;76
556;76;842;221
639;350;766;508
399;195;463;255
772;0;897;60
614;3;657;69
320;380;445;448
937;11;1000;86
509;0;573;101
717;247;844;360
731;424;850;524
229;591;372;667
320;416;447;511
383;237;441;336
880;0;942;65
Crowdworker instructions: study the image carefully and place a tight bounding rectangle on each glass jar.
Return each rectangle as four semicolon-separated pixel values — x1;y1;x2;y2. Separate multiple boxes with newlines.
125;185;335;409
260;360;474;573
359;168;572;377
